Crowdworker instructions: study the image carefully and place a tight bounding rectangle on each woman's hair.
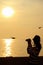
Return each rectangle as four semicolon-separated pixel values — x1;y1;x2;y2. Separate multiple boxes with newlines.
33;35;41;51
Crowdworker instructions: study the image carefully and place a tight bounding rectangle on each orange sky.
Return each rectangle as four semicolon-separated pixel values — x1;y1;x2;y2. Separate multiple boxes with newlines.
0;0;43;56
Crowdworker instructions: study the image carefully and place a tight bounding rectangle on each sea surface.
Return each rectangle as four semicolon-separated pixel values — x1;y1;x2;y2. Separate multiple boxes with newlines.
0;39;28;57
0;39;43;57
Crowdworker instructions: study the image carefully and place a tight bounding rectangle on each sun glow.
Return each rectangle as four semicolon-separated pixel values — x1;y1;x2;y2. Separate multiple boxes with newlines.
2;7;14;17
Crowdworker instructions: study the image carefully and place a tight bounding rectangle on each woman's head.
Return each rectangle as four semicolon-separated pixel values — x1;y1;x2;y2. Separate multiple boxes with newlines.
33;35;40;44
25;38;31;44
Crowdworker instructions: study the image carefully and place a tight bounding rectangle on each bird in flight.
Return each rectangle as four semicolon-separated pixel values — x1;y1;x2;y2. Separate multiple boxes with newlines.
11;37;15;39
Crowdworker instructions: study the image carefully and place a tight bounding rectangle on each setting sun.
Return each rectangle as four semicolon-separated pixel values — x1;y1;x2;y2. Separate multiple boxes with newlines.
2;7;14;17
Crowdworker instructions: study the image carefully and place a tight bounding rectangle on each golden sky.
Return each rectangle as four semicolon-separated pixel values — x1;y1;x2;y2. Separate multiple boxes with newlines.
0;0;43;56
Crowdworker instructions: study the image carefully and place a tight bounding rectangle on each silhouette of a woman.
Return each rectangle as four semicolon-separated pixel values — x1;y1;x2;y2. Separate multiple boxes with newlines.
33;35;41;57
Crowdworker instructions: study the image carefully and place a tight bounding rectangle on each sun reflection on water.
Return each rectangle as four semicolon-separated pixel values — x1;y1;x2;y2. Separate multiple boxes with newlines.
4;39;12;46
3;39;13;57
